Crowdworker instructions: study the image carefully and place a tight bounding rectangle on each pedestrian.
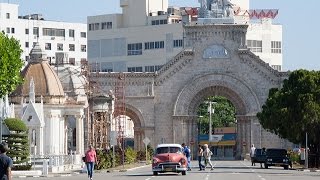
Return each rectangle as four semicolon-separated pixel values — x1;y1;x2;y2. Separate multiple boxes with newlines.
181;143;191;171
250;144;256;166
85;145;97;180
260;147;266;168
197;144;205;171
0;142;13;180
203;144;214;170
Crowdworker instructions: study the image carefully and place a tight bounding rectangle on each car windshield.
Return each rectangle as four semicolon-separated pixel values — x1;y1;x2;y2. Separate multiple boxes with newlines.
267;149;287;156
156;147;182;154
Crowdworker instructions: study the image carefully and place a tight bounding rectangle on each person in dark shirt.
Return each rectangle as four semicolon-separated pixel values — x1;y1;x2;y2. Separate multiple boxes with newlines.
0;142;13;180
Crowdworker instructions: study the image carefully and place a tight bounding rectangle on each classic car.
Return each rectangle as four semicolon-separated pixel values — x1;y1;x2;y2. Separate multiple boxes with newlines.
264;148;292;170
152;144;188;175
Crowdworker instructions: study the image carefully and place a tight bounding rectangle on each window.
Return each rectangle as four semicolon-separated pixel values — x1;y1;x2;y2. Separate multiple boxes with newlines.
94;23;99;30
81;45;86;52
25;42;29;48
145;66;155;72
69;44;75;51
69;29;75;37
6;13;10;19
247;40;262;53
89;24;93;31
45;43;51;50
151;19;167;26
128;67;143;72
107;22;112;29
155;65;163;71
145;41;164;50
25;29;29;34
11;28;15;34
6;27;10;33
127;43;142;56
173;39;183;47
25;56;29;61
43;28;65;37
101;22;112;30
57;43;63;51
271;41;282;54
33;27;39;36
81;32;86;38
271;65;282;71
101;22;107;30
69;58;75;65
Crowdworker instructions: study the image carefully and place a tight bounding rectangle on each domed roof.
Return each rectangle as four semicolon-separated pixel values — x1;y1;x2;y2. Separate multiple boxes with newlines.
10;43;65;104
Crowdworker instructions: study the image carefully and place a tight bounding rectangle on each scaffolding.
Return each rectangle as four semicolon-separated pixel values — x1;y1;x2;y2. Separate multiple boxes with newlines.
113;73;126;149
80;60;111;149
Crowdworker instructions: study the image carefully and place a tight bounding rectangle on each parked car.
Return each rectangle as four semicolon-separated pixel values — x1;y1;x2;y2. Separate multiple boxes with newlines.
264;148;292;170
253;148;266;167
152;144;188;175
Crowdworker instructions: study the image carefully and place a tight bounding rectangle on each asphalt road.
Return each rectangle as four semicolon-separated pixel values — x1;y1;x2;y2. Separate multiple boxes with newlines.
29;160;320;180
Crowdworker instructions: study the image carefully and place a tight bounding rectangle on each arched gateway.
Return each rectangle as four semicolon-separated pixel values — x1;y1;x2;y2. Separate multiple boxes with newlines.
91;24;292;158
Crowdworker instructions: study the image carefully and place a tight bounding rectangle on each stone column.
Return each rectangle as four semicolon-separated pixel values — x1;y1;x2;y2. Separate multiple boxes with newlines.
75;114;84;154
38;126;44;155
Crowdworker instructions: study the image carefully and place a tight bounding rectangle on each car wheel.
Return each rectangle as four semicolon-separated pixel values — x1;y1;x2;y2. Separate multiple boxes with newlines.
284;165;289;170
153;172;158;176
182;171;187;175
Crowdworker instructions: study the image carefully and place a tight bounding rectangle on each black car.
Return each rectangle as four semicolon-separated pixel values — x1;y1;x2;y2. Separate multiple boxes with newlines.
264;148;291;170
253;148;266;165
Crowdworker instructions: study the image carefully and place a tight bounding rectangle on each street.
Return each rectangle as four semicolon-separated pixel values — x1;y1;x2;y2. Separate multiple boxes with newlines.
33;160;319;180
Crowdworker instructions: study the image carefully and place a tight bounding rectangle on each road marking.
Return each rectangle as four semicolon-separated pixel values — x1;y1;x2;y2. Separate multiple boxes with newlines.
205;174;209;180
145;178;151;180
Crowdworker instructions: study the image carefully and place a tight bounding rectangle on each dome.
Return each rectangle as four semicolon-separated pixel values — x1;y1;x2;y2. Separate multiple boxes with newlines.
10;43;65;104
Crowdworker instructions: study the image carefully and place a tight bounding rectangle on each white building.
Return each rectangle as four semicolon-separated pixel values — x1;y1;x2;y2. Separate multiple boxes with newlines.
87;0;283;72
0;3;87;66
9;43;87;156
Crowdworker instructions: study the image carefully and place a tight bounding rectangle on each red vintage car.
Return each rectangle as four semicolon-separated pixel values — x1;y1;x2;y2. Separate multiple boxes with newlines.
152;144;188;175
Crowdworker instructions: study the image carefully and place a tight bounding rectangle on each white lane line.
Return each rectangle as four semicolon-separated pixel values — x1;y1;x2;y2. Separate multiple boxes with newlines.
205;174;209;180
145;178;151;180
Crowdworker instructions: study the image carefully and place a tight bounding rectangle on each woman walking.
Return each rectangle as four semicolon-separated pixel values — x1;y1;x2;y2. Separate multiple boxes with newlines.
85;145;97;180
197;144;205;171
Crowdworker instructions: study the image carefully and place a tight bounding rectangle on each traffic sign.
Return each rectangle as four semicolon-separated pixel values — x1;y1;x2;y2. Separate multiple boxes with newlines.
143;137;150;145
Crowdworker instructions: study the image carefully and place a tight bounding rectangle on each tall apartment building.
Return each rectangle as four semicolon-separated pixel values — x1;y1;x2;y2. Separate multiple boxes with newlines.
87;0;283;72
0;3;87;66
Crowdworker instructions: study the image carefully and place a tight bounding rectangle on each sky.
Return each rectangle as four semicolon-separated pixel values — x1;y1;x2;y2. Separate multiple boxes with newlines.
5;0;320;71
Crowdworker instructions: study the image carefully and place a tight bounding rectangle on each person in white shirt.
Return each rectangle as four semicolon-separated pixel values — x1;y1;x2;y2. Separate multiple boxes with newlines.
250;144;256;166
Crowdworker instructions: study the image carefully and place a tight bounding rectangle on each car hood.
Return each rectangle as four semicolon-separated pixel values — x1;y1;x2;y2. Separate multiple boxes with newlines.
154;153;184;162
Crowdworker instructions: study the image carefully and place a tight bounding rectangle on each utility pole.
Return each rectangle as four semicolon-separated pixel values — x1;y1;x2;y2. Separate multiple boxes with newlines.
305;132;308;169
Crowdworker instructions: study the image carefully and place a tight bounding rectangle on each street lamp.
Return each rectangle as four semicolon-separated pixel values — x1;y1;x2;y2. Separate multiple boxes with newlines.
205;101;217;142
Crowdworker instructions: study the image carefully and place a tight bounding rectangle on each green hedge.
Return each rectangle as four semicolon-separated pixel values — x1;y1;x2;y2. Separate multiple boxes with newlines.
3;118;30;165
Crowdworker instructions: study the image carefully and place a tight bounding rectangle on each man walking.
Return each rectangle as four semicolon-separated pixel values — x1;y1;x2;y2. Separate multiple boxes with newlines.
0;142;13;180
250;144;256;166
203;144;214;170
182;143;191;171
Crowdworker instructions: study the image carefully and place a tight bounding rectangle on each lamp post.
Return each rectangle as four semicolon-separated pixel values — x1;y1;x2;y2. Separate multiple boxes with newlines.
205;101;216;142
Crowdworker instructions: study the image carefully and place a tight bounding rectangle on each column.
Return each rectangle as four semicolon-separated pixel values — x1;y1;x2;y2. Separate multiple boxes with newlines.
75;115;84;154
38;126;44;155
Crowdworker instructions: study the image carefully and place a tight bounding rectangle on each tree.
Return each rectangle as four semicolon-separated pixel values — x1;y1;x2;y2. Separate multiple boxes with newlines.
3;118;30;167
0;32;24;99
257;70;320;167
198;96;236;135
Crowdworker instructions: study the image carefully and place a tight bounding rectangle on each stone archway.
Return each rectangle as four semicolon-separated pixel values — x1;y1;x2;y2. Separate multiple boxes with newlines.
173;72;261;158
122;104;145;151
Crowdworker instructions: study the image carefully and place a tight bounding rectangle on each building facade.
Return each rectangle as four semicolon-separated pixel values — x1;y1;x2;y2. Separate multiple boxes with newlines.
87;0;282;72
0;3;87;66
